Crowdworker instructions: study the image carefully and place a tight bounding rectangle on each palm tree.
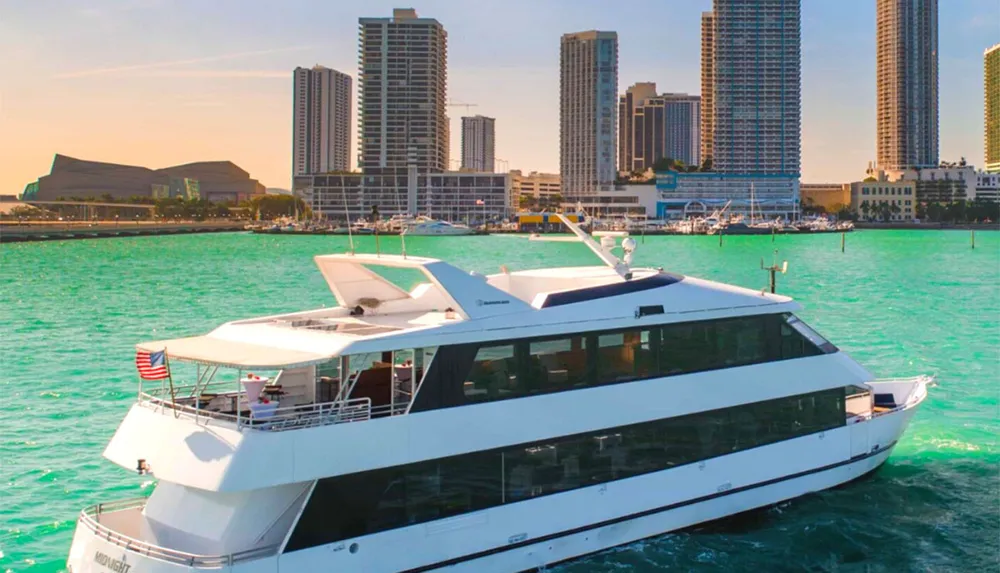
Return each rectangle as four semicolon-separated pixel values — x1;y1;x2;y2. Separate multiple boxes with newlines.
860;201;871;220
890;203;902;220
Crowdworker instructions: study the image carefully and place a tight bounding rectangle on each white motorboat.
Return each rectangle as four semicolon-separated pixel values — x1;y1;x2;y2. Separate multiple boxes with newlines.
66;215;931;573
400;216;475;236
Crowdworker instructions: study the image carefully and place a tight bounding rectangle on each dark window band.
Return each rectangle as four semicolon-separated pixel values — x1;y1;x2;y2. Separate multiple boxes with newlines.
412;313;837;412
285;387;847;553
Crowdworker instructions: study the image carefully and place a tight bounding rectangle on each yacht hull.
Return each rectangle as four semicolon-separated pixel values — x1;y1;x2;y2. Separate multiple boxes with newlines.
67;392;920;573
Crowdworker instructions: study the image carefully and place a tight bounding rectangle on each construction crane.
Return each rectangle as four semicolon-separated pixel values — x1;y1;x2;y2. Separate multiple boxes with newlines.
447;102;478;113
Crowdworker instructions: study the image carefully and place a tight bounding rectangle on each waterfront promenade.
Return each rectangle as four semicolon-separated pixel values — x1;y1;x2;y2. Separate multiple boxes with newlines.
0;220;246;243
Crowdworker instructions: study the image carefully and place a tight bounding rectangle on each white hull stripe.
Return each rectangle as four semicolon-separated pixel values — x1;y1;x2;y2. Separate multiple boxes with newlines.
398;441;897;573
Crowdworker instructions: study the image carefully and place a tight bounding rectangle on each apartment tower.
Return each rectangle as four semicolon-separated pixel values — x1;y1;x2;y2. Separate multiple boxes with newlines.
709;0;801;176
358;8;448;172
663;94;702;168
700;11;715;168
293;66;352;175
618;82;657;173
986;44;1000;173
619;84;701;172
560;30;618;197
876;0;939;171
461;115;496;172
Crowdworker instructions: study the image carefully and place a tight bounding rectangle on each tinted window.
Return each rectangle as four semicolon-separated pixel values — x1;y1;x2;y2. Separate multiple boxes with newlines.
412;314;829;412
286;389;846;551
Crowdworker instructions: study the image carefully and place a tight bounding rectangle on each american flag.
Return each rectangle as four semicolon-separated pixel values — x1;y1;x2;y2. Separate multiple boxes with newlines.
136;349;170;380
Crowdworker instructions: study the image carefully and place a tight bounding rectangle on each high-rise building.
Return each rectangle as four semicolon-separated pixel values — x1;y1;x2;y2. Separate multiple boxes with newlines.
700;11;715;168
986;44;1000;174
710;0;801;176
358;8;448;172
618;82;657;173
560;30;618;197
619;84;701;172
876;0;939;171
663;95;701;168
293;66;351;176
461;115;496;172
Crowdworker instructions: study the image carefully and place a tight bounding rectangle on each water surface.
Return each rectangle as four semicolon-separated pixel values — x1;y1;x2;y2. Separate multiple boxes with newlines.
1;231;997;572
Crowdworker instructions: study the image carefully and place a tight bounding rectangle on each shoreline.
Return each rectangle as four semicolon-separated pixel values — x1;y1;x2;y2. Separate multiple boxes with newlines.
0;221;246;243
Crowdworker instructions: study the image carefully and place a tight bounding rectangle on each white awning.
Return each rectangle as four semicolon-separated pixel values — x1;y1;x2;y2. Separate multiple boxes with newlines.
136;336;333;369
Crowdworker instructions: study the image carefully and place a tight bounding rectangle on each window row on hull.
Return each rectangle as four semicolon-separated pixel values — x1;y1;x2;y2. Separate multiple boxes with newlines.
285;387;847;552
412;312;836;412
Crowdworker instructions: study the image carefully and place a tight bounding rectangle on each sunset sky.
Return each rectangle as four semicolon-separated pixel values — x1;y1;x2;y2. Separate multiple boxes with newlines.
1;0;996;195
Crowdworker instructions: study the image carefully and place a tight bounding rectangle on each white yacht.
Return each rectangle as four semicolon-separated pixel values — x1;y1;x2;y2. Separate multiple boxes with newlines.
67;215;931;573
400;216;476;236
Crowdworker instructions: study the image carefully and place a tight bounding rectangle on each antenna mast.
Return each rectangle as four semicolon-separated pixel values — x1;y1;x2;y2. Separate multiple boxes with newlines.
342;186;354;254
554;213;634;280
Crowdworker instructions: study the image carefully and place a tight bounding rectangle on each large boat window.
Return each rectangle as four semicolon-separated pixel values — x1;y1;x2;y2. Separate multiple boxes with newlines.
530;336;591;392
414;314;835;413
784;314;838;354
285;388;847;552
464;344;518;402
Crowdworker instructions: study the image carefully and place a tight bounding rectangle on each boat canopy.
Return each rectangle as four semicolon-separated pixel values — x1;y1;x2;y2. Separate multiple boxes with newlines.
135;336;333;369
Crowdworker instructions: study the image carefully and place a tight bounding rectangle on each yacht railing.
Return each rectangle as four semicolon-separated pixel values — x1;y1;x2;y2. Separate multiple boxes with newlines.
138;386;391;432
79;498;278;567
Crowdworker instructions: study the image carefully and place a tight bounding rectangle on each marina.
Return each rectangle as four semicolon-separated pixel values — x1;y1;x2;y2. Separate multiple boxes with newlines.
245;212;854;238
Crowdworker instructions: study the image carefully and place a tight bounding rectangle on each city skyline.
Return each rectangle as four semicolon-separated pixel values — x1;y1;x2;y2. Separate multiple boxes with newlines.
0;0;995;194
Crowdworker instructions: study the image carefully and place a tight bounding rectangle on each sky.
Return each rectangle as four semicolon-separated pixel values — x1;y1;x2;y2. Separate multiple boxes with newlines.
0;0;996;194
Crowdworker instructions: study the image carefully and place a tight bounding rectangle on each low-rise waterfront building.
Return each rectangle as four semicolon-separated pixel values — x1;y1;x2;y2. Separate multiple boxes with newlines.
975;171;1000;203
883;165;976;203
295;168;511;222
562;185;658;220
24;154;265;203
511;171;561;209
850;179;917;221
653;172;799;220
800;183;851;213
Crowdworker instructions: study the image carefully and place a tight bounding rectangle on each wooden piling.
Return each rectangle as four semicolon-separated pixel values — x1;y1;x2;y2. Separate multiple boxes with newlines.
841;231;846;253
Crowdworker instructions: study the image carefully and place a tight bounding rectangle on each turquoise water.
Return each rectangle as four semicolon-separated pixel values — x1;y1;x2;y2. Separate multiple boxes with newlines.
1;231;998;572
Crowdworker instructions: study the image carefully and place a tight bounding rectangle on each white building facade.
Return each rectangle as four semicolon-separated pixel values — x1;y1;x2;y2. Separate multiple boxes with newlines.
295;168;511;223
975;171;1000;203
654;172;800;220
560;31;618;197
293;66;352;176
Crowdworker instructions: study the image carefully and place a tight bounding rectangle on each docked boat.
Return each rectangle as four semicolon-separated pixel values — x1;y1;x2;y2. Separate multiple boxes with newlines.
66;215;931;573
400;216;476;236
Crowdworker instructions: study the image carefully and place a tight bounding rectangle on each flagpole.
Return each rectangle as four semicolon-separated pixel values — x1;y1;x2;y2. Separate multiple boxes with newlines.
164;348;178;418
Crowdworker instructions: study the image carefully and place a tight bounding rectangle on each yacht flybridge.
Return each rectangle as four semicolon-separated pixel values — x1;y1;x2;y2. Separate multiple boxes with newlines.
67;216;931;573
